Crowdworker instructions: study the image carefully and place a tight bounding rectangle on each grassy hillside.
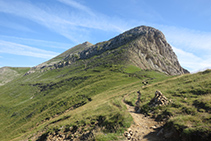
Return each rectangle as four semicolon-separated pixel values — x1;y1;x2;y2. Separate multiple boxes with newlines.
0;63;169;141
125;69;211;140
0;67;30;86
1;61;210;141
1;44;210;141
38;42;93;67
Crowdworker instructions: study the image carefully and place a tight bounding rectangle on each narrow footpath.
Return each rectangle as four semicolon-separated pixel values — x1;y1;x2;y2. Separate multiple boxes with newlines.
123;96;165;141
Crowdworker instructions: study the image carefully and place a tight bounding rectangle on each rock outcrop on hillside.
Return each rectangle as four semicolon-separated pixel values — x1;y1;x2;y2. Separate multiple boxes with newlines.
149;90;171;107
25;26;189;75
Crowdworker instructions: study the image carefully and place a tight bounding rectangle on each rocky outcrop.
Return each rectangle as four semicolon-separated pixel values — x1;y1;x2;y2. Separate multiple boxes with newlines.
149;91;171;107
125;26;188;75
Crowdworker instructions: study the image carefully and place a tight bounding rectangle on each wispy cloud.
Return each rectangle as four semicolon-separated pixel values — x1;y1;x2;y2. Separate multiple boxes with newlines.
0;40;58;59
58;0;94;16
160;25;211;52
172;47;211;73
0;0;129;43
56;0;128;32
0;35;73;50
0;21;33;32
0;0;80;42
155;25;211;72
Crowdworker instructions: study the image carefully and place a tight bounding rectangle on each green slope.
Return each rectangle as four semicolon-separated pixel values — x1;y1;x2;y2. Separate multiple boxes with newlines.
0;63;169;141
125;69;211;140
1;59;211;140
46;41;93;64
34;42;93;68
0;67;30;86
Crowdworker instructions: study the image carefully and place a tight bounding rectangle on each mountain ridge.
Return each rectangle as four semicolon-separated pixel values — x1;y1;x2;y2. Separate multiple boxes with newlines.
25;25;188;75
24;41;93;75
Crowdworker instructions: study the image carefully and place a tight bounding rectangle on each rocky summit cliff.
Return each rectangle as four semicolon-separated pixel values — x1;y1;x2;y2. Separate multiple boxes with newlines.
26;26;189;75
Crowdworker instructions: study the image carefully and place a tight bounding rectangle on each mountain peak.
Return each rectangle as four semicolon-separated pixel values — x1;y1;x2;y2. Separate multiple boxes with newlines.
25;25;188;75
82;41;92;46
122;25;165;39
75;25;188;75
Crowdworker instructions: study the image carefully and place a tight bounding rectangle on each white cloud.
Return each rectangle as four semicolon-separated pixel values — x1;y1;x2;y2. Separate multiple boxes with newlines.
0;35;73;50
0;21;33;32
154;25;211;72
0;0;129;43
172;47;211;73
57;0;94;16
0;40;58;59
159;25;211;52
0;0;80;42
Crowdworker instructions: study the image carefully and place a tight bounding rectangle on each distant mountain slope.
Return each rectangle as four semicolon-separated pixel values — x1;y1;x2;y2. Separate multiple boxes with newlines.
57;41;93;59
25;41;93;74
47;41;93;64
0;67;30;86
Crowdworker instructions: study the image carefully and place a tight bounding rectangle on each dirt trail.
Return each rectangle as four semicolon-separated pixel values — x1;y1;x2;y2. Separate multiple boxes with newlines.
123;96;165;141
121;75;186;140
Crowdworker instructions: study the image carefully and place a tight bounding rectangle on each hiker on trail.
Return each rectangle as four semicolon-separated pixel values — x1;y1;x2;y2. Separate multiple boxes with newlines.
135;90;141;112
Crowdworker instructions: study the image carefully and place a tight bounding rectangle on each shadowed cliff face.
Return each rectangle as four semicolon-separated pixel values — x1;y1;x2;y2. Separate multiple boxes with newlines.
26;26;189;75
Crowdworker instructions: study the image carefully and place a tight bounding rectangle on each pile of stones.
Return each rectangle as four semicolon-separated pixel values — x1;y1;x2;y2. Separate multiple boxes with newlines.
149;90;171;107
124;128;141;141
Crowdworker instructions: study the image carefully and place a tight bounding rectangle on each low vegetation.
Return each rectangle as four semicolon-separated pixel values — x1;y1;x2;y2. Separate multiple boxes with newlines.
125;69;211;140
1;61;211;140
0;67;30;86
0;63;170;140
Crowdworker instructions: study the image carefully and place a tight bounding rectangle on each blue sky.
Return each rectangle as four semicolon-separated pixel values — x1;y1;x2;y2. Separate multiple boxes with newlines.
0;0;210;72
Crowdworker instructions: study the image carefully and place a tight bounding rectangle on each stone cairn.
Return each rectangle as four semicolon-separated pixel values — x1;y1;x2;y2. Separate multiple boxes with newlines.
134;90;141;112
149;90;171;107
124;128;141;141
